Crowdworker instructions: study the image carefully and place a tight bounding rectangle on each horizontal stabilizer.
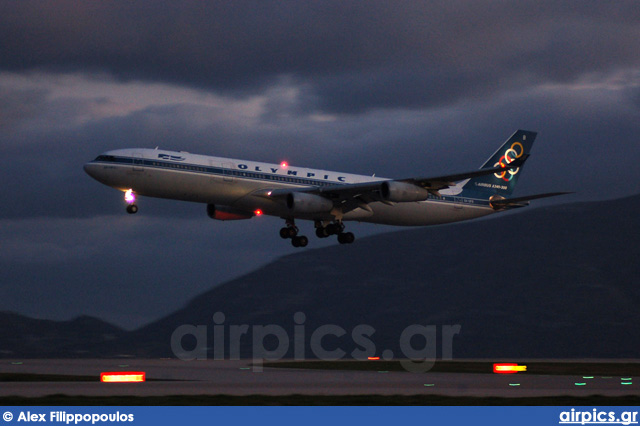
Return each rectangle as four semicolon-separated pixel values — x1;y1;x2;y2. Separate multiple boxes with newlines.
489;192;573;210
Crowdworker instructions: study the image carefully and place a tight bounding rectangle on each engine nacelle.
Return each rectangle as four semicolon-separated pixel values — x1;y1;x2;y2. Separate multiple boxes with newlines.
207;204;254;221
286;192;333;214
381;181;430;202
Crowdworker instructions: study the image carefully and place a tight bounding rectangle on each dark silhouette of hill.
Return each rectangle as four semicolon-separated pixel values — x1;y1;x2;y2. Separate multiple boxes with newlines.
0;312;124;357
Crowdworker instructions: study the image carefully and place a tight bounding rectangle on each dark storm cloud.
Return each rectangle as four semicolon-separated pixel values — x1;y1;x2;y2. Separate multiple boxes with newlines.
1;75;638;223
1;1;639;112
0;86;49;131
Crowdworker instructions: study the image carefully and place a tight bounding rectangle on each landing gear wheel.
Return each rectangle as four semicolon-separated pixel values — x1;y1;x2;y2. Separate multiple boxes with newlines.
126;204;138;214
337;232;355;244
292;235;308;248
326;223;343;235
280;226;298;239
316;227;330;238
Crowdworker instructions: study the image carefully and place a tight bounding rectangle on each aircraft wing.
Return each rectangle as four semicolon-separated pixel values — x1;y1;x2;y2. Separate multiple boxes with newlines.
399;154;529;193
261;156;528;213
260;181;388;214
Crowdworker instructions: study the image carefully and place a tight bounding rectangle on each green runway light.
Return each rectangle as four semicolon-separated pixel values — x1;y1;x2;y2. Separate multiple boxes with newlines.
582;376;594;379
239;367;251;370
508;383;520;386
423;384;435;387
10;362;23;365
621;382;633;385
574;383;587;386
621;378;632;381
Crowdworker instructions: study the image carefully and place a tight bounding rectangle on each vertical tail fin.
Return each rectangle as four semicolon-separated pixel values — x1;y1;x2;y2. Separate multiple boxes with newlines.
460;130;536;198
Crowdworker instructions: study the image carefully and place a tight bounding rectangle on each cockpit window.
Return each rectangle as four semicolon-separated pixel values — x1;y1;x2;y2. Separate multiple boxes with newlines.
94;155;116;162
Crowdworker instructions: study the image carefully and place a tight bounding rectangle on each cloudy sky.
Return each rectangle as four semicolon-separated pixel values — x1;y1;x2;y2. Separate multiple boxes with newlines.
1;1;639;328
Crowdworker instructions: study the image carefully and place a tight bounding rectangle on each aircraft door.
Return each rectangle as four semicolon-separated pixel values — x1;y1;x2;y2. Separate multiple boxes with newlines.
133;152;144;171
222;162;234;182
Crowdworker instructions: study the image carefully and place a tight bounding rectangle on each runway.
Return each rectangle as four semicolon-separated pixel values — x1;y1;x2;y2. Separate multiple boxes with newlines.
0;359;637;399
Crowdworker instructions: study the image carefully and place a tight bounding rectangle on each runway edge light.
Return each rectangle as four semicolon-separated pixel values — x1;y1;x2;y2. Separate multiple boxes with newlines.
493;363;527;374
100;371;146;383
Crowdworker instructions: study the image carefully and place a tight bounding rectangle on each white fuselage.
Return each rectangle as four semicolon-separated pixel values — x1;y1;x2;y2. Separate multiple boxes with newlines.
84;148;496;226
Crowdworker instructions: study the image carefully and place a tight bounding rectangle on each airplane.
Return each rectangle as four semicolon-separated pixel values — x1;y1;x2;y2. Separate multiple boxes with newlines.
84;129;567;247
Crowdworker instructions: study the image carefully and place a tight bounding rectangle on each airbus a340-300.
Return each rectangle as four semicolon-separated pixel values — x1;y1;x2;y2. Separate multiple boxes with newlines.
84;130;567;247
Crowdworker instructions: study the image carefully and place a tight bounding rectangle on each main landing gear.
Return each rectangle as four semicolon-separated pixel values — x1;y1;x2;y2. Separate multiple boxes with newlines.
281;219;355;248
280;219;308;248
315;221;355;245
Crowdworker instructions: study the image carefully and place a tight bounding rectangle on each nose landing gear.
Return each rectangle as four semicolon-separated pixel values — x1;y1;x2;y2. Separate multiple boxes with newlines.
124;189;138;214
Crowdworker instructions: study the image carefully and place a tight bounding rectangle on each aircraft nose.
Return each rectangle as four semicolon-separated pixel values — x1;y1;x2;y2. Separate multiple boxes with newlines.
84;162;98;179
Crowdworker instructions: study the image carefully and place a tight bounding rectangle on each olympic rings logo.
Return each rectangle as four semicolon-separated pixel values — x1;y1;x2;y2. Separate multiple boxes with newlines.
494;142;524;182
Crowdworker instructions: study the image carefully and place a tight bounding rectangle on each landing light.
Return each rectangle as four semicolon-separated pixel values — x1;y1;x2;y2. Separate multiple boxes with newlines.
100;371;146;383
124;189;135;204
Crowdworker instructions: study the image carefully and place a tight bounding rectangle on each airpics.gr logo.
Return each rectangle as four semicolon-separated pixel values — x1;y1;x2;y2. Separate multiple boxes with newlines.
493;141;524;182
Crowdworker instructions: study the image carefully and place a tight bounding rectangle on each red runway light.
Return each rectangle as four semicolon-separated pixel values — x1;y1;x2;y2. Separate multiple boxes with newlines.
493;363;527;374
368;357;380;361
254;209;263;216
100;372;146;383
280;161;288;168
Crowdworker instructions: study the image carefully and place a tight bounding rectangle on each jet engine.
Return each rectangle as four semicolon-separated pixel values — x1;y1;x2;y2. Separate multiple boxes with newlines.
207;204;254;220
380;181;430;202
286;192;333;214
